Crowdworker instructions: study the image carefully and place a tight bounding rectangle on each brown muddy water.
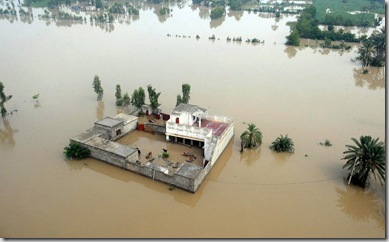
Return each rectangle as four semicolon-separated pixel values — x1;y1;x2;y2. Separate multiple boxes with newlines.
0;1;385;238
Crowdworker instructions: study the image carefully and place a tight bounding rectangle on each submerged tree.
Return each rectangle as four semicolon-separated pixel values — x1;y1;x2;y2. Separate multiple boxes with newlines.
342;136;385;188
270;134;295;153
92;75;104;100
131;87;145;108
240;123;263;150
121;92;131;106
115;84;122;106
147;85;161;111
0;82;12;117
355;27;386;70
64;143;91;159
176;83;191;106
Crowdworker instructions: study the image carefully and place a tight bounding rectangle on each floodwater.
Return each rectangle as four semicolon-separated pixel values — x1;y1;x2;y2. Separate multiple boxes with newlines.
0;0;385;238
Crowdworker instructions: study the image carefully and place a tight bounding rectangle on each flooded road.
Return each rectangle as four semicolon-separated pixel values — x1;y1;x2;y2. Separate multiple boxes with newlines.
0;1;385;238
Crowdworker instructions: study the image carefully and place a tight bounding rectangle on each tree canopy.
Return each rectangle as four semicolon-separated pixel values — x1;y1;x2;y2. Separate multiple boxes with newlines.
240;123;263;149
342;136;385;188
0;82;12;117
131;87;146;108
147;85;161;110
176;83;191;106
92;75;103;101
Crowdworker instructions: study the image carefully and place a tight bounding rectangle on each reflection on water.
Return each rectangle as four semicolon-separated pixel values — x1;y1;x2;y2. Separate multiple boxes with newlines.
96;100;104;120
210;15;225;29
284;45;298;58
353;67;385;90
239;147;261;166
227;10;244;21
336;186;385;229
0;1;385;238
0;118;17;147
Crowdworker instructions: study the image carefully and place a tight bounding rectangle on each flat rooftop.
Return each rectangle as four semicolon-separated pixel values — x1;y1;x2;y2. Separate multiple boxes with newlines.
95;117;123;128
194;119;229;137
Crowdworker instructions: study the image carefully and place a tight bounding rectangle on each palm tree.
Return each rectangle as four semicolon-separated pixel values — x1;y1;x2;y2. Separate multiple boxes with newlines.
240;123;263;150
270;134;294;153
355;39;375;69
342;136;385;188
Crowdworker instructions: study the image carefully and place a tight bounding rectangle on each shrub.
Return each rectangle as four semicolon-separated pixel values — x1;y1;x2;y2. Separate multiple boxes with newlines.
270;134;295;153
64;143;91;159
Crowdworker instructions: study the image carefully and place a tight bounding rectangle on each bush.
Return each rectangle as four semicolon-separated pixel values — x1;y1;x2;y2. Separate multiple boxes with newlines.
64;143;91;159
270;134;295;153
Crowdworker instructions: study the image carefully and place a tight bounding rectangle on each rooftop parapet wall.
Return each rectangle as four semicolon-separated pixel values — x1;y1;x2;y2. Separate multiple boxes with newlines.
166;122;212;140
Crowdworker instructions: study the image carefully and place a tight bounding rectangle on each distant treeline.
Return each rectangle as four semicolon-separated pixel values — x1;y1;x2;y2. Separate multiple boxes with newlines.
286;6;372;46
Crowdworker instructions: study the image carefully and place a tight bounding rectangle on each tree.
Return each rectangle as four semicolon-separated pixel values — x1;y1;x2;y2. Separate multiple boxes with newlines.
240;123;263;150
147;85;161;110
0;82;12;117
355;39;375;69
115;84;122;106
121;92;131;106
355;28;385;68
210;6;225;20
131;87;145;108
342;136;385;188
176;83;191;106
92;75;104;100
270;134;295;153
286;27;300;46
64;143;91;159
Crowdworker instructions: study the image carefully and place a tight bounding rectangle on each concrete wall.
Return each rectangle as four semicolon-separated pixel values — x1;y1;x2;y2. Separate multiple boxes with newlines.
70;139;138;168
144;123;166;134
210;121;234;165
193;161;212;191
72;139;197;192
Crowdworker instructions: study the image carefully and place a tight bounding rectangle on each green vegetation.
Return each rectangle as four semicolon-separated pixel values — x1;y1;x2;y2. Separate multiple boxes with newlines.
320;139;332;147
64;143;91;159
147;85;161;111
131;87;146;108
355;28;385;69
127;5;140;15
108;2;125;14
159;7;170;15
313;0;384;27
176;83;191;106
342;136;385;188
32;94;40;102
270;134;294;153
286;6;361;46
121;92;131;106
210;6;225;20
92;75;104;100
0;82;12;117
240;123;263;150
115;84;122;106
162;151;169;159
58;11;84;21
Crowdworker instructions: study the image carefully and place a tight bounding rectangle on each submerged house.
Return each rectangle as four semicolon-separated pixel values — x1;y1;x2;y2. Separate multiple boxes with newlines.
69;104;234;193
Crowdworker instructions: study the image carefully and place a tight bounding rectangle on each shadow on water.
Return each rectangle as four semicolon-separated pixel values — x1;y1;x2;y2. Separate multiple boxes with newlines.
0;118;17;147
335;185;385;229
353;67;385;90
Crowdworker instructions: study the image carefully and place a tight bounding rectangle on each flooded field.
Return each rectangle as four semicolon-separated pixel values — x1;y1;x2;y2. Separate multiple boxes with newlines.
0;0;385;238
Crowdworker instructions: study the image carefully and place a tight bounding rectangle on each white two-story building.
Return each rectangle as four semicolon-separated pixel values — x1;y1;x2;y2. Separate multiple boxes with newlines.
165;103;234;167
